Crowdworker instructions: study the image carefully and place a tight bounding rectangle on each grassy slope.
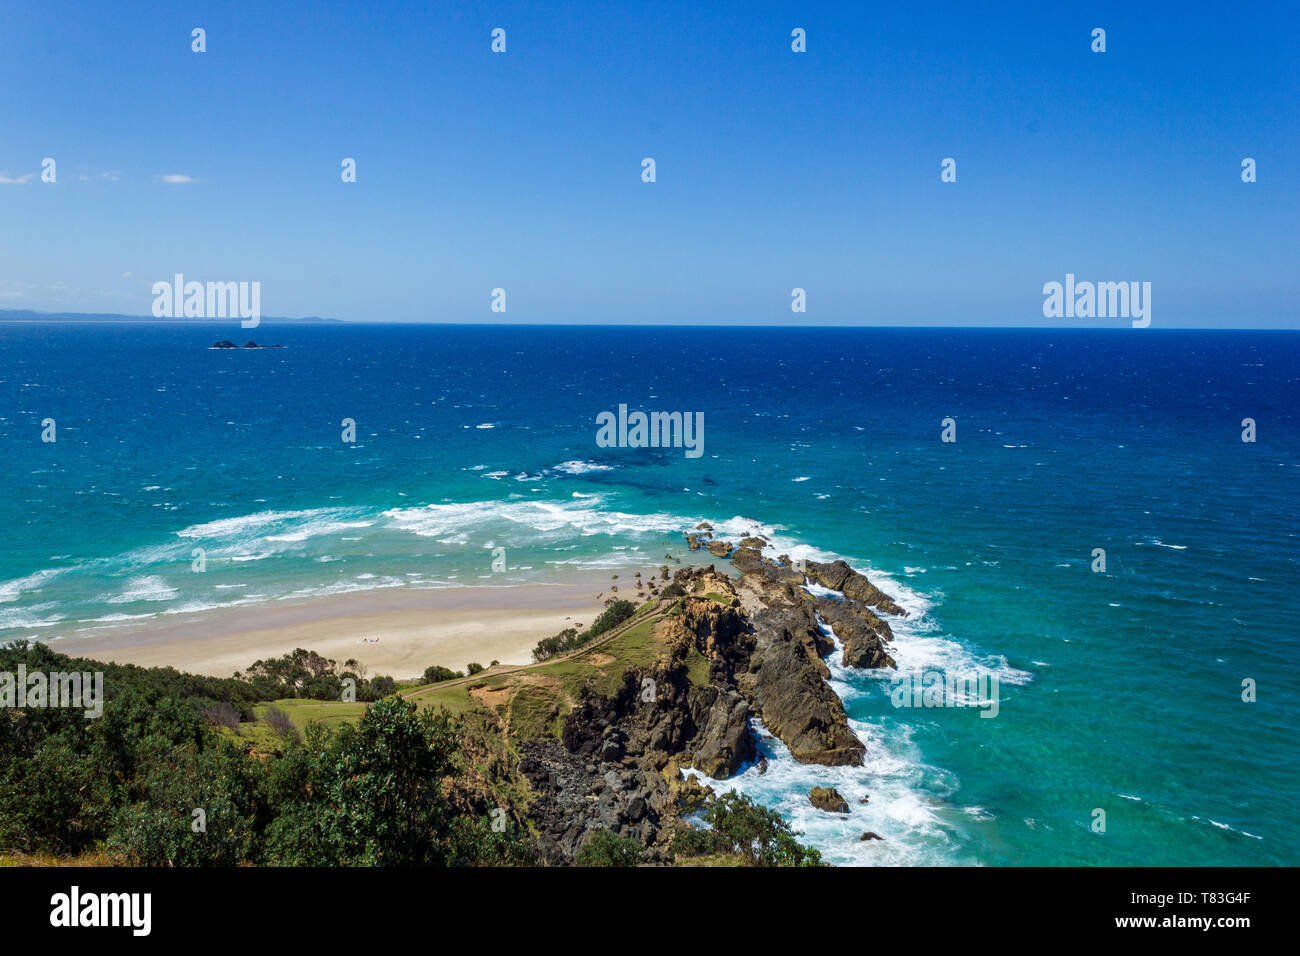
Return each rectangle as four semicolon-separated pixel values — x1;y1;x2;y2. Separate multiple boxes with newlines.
217;588;699;748
242;580;736;743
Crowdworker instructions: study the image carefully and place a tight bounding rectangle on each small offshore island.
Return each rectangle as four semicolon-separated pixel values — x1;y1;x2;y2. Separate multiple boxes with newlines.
1;532;906;867
210;340;284;349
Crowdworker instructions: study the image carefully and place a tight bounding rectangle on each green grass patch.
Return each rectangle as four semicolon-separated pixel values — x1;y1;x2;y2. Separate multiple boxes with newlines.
684;647;711;686
507;684;565;741
404;681;480;716
257;698;365;730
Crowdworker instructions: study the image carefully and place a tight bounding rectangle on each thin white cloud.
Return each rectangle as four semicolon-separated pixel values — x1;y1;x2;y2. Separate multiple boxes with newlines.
0;172;36;184
158;174;195;184
80;171;121;182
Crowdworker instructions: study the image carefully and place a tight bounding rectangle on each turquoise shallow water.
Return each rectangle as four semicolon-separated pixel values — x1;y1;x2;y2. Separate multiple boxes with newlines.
1;322;1295;865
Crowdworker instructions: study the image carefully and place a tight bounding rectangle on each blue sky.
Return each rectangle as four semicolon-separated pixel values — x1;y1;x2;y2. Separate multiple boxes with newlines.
1;0;1295;326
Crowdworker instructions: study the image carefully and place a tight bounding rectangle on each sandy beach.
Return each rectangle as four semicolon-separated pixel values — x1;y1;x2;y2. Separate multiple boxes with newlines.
58;583;611;679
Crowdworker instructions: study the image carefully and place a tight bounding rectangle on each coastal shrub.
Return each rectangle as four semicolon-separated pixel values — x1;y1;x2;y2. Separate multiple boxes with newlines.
108;735;265;866
533;600;638;662
263;705;299;742
367;675;397;697
589;600;636;637
0;639;262;711
702;791;822;867
465;662;485;676
532;628;578;662
574;828;644;866
422;665;463;684
0;642;540;866
241;648;396;702
244;648;337;696
669;824;730;860
264;697;459;866
201;700;242;732
448;814;537;866
660;582;685;598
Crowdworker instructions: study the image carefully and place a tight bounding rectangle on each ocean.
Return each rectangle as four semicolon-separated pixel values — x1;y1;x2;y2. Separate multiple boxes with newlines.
1;321;1296;865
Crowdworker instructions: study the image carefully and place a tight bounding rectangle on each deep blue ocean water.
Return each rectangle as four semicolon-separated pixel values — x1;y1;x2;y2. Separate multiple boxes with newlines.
1;322;1296;865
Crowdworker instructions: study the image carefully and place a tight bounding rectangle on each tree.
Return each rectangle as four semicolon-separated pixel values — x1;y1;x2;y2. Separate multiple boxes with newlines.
690;791;822;867
279;697;459;866
422;665;462;684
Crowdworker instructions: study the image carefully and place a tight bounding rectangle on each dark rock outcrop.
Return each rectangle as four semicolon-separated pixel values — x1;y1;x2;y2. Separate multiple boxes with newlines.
809;787;850;813
517;554;906;862
729;546;768;576
732;573;865;766
810;596;896;670
805;559;906;617
689;686;757;777
520;738;675;864
731;547;902;671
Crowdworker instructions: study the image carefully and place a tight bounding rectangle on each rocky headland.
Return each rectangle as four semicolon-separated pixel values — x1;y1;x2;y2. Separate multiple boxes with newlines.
507;537;904;863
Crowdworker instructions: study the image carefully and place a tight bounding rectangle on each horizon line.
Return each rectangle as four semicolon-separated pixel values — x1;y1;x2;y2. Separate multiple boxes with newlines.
0;309;1296;332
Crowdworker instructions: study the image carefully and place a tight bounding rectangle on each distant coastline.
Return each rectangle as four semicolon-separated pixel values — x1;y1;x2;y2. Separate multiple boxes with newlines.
0;308;343;324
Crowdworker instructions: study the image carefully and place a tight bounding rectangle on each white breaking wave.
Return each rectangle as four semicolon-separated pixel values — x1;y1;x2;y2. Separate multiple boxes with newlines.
264;519;374;543
381;497;694;542
0;601;65;631
680;715;977;867
553;460;614;475
104;575;178;605
176;509;330;539
0;568;64;604
176;507;372;542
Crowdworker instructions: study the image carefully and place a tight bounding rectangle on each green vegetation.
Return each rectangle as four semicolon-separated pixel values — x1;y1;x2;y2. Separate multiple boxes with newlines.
422;665;463;684
1;587;825;869
683;646;712;686
261;697;529;866
575;829;644;866
531;599;637;662
238;647;396;702
671;792;822;867
0;640;531;866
